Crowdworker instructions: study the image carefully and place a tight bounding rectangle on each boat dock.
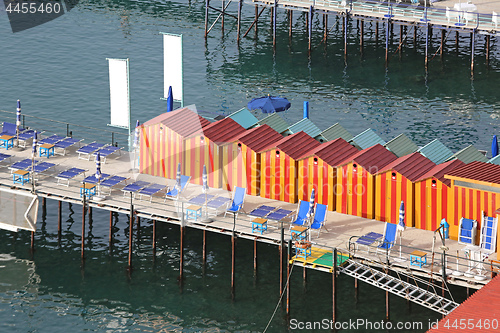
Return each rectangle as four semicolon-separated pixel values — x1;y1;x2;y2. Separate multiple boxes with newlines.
1;136;498;320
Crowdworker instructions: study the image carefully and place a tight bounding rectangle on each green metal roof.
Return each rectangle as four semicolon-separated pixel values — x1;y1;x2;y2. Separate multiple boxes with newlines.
417;139;454;165
283;118;322;138
384;133;418;158
447;145;488;164
257;113;289;134
317;123;353;142
227;108;259;129
350;128;386;150
489;154;500;165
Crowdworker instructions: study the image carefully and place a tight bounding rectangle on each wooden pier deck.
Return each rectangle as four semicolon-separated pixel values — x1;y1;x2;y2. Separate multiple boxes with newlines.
0;141;496;293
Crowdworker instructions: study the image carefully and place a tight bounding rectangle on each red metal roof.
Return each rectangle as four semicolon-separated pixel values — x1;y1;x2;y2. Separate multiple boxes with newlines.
263;131;321;160
378;152;436;182
202;117;247;145
142;107;211;137
429;275;500;333
445;161;500;185
338;144;397;175
417;159;466;187
301;138;359;166
237;124;283;153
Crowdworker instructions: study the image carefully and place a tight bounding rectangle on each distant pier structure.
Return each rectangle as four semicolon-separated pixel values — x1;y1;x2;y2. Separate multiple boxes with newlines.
204;0;500;72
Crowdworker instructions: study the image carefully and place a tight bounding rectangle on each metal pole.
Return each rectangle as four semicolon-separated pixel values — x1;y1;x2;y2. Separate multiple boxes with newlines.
486;35;490;66
255;5;258;36
376;22;379;45
455;31;459;52
128;194;133;270
180;226;184;281
414;25;417;48
425;23;429;68
58;201;62;241
385;19;390;65
31;231;35;252
109;211;113;251
237;0;242;44
471;30;475;75
254;238;257;275
286;239;292;315
332;248;337;322
203;229;207;265
231;213;236;297
440;29;445;59
385;268;390;321
289;10;292;41
273;0;277;48
399;24;403;58
153;219;157;257
221;0;225;35
280;226;284;295
308;6;313;53
204;0;209;38
360;19;364;54
324;13;328;45
81;193;86;261
344;12;348;60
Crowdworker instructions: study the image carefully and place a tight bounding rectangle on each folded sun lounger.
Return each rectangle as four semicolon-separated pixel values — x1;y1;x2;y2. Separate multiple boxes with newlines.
56;167;87;186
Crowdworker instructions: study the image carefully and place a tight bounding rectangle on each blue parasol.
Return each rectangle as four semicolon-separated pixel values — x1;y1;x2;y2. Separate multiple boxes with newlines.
167;86;173;112
247;95;291;113
16;99;21;143
134;120;140;149
175;162;181;190
492;135;498;158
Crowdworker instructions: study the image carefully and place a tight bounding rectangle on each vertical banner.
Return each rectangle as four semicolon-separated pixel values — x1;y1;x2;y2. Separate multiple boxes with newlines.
161;33;183;105
107;58;130;129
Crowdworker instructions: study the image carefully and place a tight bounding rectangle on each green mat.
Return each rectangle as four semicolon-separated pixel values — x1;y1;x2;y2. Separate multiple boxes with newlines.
312;252;349;267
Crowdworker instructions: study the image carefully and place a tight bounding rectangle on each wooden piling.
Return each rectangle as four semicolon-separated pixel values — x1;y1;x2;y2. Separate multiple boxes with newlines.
231;229;236;296
203;229;207;265
471;30;475;75
385;19;389;65
128;198;133;270
153;219;157;257
255;5;258;36
221;0;225;35
414;25;417;47
286;239;291;315
273;0;277;48
486;35;490;66
180;225;184;281
303;266;307;282
344;13;348;59
81;195;86;261
57;200;62;240
204;0;209;38
31;231;34;252
308;6;313;52
375;22;379;44
332;248;337;322
440;29;445;58
399;24;403;57
237;0;242;44
109;211;113;249
280;227;284;295
360;19;364;53
324;13;328;45
289;10;292;40
253;238;257;274
425;23;429;68
455;31;459;52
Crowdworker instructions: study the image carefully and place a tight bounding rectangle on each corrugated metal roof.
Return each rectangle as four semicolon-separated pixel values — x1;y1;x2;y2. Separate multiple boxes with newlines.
338;144;397;174
264;131;321;161
318;123;353;142
143;107;211;137
384;133;418;158
283;118;322;138
257;113;289;134
302;138;359;166
430;274;500;333
227;108;259;129
238;124;283;152
202;117;247;145
489;154;500;165
445;161;500;185
350;128;386;150
416;159;465;186
417;139;454;165
378;152;435;182
447;145;489;164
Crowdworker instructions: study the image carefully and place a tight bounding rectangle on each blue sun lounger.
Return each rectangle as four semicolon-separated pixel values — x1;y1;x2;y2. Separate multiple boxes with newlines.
9;159;39;173
354;231;383;253
83;173;110;184
38;134;65;145
93;146;122;163
99;175;127;195
206;197;232;216
17;129;40;148
56;167;87;186
122;181;151;197
0;153;12;165
165;175;191;201
77;142;108;160
138;184;167;201
267;208;293;223
248;205;276;218
188;193;216;205
28;162;57;180
54;137;83;156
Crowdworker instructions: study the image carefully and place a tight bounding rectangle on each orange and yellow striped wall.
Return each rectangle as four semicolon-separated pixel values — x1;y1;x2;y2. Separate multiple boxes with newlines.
414;178;455;237
222;142;261;195
336;163;375;219
375;171;414;227
184;135;222;188
139;124;184;179
260;149;298;203
297;156;337;211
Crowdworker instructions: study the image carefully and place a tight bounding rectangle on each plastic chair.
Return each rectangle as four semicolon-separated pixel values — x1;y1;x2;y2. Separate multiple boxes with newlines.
224;186;246;218
458;218;477;245
310;203;328;237
377;223;398;254
290;200;310;228
165;175;191;201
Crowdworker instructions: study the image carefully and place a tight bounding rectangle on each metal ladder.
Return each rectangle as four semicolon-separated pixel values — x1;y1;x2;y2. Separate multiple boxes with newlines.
340;259;459;315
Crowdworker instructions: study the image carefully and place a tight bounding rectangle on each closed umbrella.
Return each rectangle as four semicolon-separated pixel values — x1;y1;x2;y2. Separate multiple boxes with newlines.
30;131;37;193
202;164;212;222
31;130;37;159
134;120;140;149
492;135;498;158
247;95;291;113
167;86;173;112
306;188;315;241
16;99;21;145
395;201;406;261
96;152;101;195
175;162;181;190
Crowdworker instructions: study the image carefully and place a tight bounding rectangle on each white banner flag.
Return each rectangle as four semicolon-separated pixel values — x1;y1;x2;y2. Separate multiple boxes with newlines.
107;58;130;129
162;33;183;103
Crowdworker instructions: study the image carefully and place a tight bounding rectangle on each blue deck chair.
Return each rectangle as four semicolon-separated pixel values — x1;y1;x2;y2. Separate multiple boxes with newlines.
0;153;12;165
224;186;246;218
99;175;127;195
122;181;151;197
9;159;39;173
77;142;108;160
138;184;167;202
310;203;328;237
94;146;122;163
83;173;111;184
189;193;216;206
0;122;22;137
248;205;276;218
290;200;311;228
38;134;65;145
479;213;498;255
458;218;477;245
207;197;232;216
17;129;36;148
164;175;191;201
377;222;398;254
56;167;86;186
54;137;83;156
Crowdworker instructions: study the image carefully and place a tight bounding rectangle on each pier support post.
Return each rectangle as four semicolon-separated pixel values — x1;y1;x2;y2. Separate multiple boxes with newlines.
385;19;390;66
344;12;348;60
286;239;292;315
399;24;403;58
324;14;328;45
375;22;379;45
486;35;490;66
303;266;307;283
471;30;475;75
153;219;157;257
425;23;429;68
255;5;258;36
58;200;62;241
204;0;209;38
180;225;185;282
455;31;459;52
289;10;292;41
31;231;35;253
237;0;242;44
231;228;236;297
109;211;113;250
414;25;417;48
273;0;277;48
42;197;46;210
385;268;390;321
360;19;364;54
81;194;86;261
254;238;257;275
440;29;445;59
280;227;284;295
332;248;337;322
128;195;134;271
203;229;207;265
221;0;225;35
308;6;313;53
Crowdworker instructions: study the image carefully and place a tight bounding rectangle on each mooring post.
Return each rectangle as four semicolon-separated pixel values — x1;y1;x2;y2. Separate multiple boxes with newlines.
440;29;445;58
128;195;133;271
486;35;490;66
153;219;157;257
471;29;475;75
81;194;86;261
57;200;62;241
332;248;337;322
424;23;429;68
308;6;313;53
273;0;277;48
204;0;209;38
286;239;292;315
221;0;225;35
253;238;257;275
237;0;242;44
385;19;390;66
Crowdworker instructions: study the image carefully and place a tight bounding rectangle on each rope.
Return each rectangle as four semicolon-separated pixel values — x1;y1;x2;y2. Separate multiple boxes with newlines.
262;262;295;333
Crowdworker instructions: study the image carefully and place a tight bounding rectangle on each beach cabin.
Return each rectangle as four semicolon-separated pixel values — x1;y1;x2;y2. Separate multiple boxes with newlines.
140;107;211;178
418;139;454;165
336;144;397;219
227;108;259;129
297;138;358;211
384;133;418;158
414;159;465;238
445;161;500;243
256;112;289;134
282;118;322;139
374;152;435;227
223;124;283;195
349;128;386;150
184;117;246;187
446;145;488;164
315;123;353;143
260;131;321;203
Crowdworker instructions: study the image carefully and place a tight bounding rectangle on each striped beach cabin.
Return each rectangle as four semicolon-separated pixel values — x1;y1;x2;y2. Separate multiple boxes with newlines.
260;131;320;203
140;107;210;178
336;144;397;219
297;138;358;211
374;152;435;227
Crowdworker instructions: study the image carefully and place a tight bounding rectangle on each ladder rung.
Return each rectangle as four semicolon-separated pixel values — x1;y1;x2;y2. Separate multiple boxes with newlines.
433;299;444;307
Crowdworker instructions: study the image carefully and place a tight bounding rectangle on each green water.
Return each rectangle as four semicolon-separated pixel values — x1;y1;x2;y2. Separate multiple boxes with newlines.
0;0;491;331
